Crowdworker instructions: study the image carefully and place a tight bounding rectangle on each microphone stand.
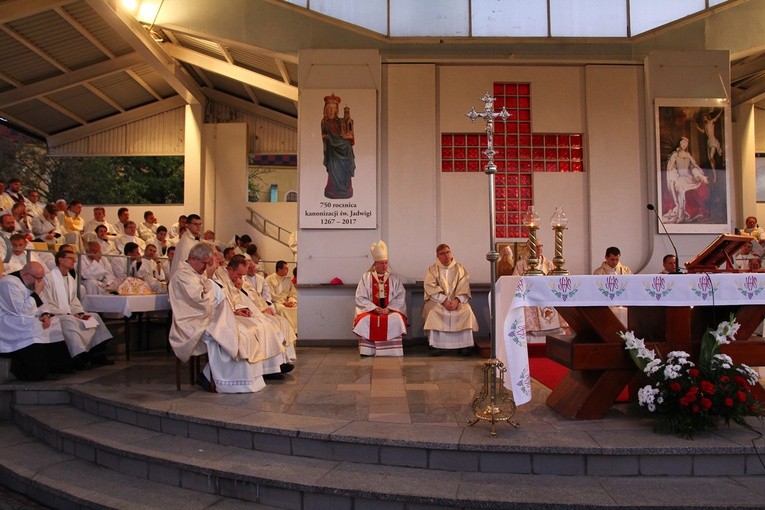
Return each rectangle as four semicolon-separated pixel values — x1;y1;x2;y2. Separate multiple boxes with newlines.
647;204;681;274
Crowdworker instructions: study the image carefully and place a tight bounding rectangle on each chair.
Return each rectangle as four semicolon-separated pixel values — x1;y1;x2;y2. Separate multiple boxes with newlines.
175;353;213;391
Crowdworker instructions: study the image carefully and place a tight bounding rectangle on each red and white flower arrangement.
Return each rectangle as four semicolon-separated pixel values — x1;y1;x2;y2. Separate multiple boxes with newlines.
620;315;762;438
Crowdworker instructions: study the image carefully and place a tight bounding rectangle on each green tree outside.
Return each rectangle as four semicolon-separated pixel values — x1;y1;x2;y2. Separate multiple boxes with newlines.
0;134;184;204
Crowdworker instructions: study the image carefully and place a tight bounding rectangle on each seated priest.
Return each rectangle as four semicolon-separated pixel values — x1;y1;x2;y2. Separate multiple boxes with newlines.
593;246;633;275
169;243;286;393
353;240;407;357
3;234;48;275
241;259;296;353
513;243;554;276
0;262;74;380
733;241;760;271
422;243;478;356
742;216;765;256
214;254;295;381
266;260;298;333
115;220;146;255
114;241;142;280
40;251;113;367
80;240;117;295
512;242;565;341
31;203;63;244
245;259;273;310
134;243;166;293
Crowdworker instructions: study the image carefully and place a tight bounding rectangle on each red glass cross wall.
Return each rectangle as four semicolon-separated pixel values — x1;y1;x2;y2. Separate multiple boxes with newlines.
441;82;584;238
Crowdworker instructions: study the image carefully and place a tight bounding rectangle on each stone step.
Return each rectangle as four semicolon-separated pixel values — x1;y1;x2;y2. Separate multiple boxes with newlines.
11;403;765;509
50;386;765;478
0;423;282;510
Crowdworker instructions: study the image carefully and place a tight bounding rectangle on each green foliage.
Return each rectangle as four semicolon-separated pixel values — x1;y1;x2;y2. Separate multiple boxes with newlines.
248;166;276;202
0;135;183;204
47;156;184;204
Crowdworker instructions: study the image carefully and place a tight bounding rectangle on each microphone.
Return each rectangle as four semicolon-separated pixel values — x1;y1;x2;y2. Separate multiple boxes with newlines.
647;204;682;274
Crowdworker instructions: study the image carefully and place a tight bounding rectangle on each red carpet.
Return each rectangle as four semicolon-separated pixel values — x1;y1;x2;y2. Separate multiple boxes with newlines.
528;344;629;402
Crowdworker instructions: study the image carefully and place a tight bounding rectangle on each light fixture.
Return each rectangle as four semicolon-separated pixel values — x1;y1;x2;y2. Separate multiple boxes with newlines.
550;206;570;275
522;206;543;276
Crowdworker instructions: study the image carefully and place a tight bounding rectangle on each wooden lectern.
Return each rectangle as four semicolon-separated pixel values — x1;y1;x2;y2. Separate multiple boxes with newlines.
684;233;753;273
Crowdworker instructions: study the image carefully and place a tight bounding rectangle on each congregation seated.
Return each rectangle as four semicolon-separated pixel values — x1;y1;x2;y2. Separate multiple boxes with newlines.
0;262;74;380
168;243;293;394
266;260;298;333
422;243;478;356
353;240;407;357
41;250;113;368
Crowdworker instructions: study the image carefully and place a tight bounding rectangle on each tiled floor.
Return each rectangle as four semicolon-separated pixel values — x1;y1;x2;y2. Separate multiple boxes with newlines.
5;343;764;449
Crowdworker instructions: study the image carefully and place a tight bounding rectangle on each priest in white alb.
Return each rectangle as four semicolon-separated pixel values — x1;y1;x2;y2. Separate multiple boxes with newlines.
40;250;113;366
215;254;295;379
353;240;407;357
266;260;298;333
169;242;273;393
422;243;478;356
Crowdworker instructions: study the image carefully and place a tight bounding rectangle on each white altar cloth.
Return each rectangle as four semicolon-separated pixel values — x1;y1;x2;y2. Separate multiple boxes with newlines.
496;273;765;406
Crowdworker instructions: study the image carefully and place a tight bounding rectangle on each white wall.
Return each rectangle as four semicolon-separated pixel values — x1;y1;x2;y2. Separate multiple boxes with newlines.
292;50;742;341
202;123;252;245
585;65;646;273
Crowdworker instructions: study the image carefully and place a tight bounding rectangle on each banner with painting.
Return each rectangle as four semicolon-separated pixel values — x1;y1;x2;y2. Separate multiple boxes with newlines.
299;89;377;229
655;99;732;234
656;99;732;234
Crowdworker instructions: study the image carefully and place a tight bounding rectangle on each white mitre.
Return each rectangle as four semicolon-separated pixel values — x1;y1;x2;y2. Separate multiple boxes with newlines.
370;240;388;262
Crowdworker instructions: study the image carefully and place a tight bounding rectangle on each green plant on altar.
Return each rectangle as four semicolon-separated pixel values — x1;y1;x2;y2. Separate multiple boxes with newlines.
619;315;762;439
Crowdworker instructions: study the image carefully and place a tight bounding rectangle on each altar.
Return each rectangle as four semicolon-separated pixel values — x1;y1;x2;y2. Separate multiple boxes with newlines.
496;273;765;419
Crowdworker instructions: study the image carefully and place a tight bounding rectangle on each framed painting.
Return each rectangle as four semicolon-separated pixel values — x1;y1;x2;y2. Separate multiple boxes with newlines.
655;99;732;234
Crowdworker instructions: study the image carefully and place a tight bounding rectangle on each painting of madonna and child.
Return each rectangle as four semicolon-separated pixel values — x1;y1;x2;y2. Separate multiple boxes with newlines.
656;102;731;234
